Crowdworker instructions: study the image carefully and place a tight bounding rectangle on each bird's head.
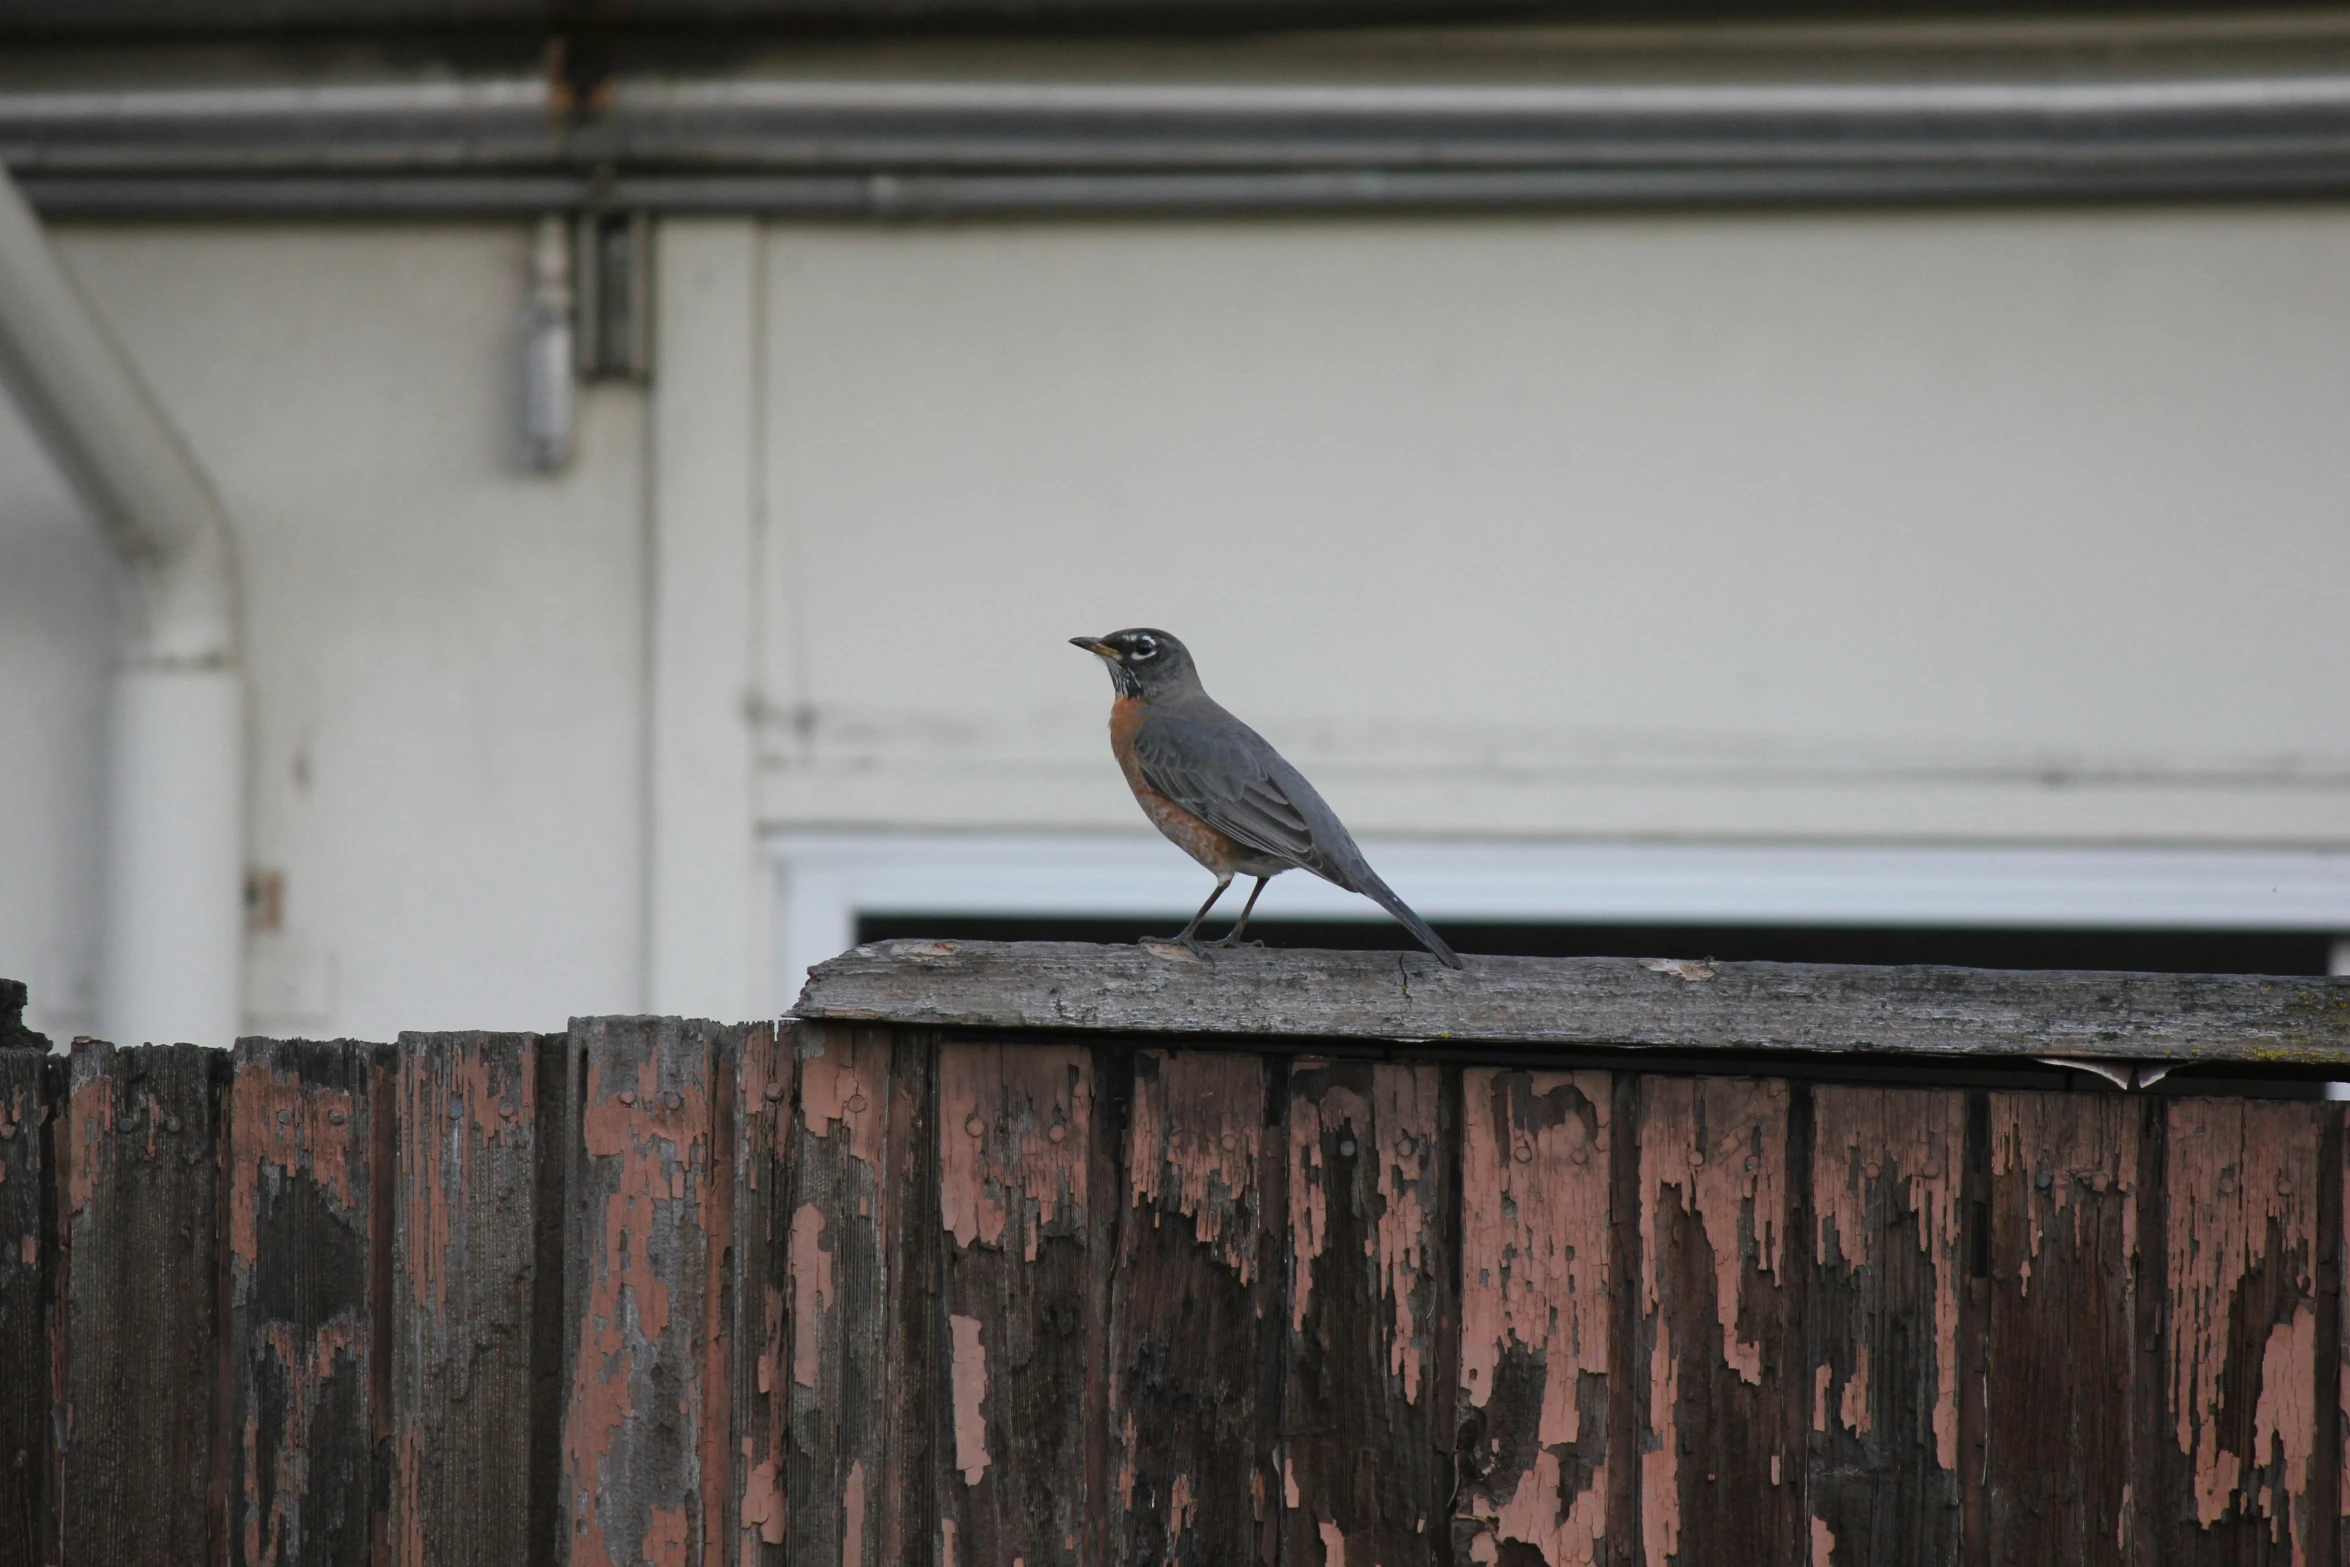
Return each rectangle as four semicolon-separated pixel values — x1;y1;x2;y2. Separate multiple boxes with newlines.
1070;628;1197;701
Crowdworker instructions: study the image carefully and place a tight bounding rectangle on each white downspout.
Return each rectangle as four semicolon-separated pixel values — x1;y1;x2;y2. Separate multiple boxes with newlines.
0;165;243;1048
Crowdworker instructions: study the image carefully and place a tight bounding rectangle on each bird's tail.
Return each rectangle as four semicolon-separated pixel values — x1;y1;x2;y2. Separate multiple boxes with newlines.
1355;871;1464;970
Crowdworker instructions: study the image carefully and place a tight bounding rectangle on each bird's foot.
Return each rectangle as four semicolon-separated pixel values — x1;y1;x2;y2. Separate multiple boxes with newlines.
1205;934;1266;949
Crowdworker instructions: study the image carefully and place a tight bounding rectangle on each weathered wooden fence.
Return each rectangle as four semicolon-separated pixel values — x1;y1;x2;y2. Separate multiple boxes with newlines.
3;943;2349;1566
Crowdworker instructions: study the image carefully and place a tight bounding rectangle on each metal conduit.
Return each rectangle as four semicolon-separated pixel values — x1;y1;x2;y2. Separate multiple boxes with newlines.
0;163;244;1048
11;69;2350;215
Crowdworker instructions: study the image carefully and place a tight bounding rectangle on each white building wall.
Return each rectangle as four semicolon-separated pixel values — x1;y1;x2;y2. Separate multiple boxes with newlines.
645;220;765;1019
2;224;650;1041
751;208;2350;844
0;397;117;1034
3;203;2348;1039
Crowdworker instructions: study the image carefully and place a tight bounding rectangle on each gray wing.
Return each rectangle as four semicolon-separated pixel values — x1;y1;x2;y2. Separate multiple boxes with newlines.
1129;710;1358;882
1135;704;1464;968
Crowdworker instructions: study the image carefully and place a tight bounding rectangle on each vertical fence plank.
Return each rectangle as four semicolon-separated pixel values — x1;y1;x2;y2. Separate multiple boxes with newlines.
935;1041;1094;1567
733;1021;791;1567
1637;1076;1800;1567
562;1016;736;1567
61;1040;224;1565
785;1022;926;1567
531;1031;579;1567
224;1037;391;1567
1805;1087;1965;1567
2338;1106;2350;1563
1453;1068;1615;1567
1980;1092;2140;1566
1108;1048;1275;1566
884;1030;942;1567
2310;1101;2344;1567
0;1045;53;1567
1281;1060;1451;1563
389;1031;546;1567
2157;1098;2324;1564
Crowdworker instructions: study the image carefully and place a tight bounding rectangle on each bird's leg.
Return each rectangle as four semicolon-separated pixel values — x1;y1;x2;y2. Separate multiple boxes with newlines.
1207;876;1272;948
1158;874;1233;950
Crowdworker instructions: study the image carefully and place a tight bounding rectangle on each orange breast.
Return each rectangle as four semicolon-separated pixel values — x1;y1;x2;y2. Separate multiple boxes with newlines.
1109;697;1239;874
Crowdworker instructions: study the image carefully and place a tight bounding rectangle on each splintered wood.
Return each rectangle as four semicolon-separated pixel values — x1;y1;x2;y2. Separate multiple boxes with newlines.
14;1013;2350;1566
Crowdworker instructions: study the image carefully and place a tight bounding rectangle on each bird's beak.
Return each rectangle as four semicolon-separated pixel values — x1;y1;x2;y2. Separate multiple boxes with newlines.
1070;636;1122;662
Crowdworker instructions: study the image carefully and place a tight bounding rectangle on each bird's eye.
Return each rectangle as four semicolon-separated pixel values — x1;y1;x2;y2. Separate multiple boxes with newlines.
1131;636;1158;659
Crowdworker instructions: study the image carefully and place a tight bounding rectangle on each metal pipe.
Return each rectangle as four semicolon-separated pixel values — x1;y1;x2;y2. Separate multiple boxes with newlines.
12;67;2350;218
13;72;2350;172
21;155;2350;222
0;163;243;1047
520;212;574;470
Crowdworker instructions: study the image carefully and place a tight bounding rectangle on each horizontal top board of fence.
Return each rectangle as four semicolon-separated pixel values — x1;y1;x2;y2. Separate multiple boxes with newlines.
797;939;2350;1065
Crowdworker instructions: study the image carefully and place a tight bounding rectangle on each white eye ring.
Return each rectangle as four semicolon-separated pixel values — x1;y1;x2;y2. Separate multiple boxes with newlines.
1131;636;1158;659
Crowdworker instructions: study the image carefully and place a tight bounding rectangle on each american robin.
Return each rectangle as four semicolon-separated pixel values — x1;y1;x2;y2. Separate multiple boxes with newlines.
1071;628;1464;968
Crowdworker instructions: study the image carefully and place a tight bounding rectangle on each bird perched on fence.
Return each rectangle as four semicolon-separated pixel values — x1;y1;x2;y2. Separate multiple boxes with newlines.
1071;628;1463;969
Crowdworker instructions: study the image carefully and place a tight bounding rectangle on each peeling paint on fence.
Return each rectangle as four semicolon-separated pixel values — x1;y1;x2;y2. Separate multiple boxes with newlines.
1454;1068;1613;1567
782;1022;922;1567
789;1204;832;1389
949;1313;992;1484
1126;1048;1262;1282
733;1021;791;1567
65;1061;108;1219
939;1043;1087;1261
390;1032;544;1567
1993;1094;2139;1295
1983;1092;2140;1562
563;1017;734;1567
1639;1076;1799;1564
937;1042;1091;1563
20;1011;2350;1567
1805;1087;1965;1565
2161;1098;2320;1557
1283;1060;1449;1564
1645;1078;1786;1388
1812;1091;1961;1467
224;1038;384;1567
1111;1049;1274;1566
396;1034;531;1314
800;1041;882;1169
